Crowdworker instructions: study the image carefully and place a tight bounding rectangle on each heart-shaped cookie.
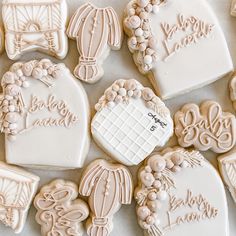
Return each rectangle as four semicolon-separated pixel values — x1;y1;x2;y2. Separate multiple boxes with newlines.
135;148;229;236
124;0;233;99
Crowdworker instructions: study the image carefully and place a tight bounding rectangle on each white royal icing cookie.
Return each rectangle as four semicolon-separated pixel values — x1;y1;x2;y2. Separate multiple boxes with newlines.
135;148;229;236
2;0;68;60
124;0;233;99
218;148;236;204
0;59;90;169
67;3;123;83
91;79;173;166
0;161;39;233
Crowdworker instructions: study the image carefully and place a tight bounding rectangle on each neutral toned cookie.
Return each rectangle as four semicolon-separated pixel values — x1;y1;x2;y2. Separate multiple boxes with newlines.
135;147;229;236
2;0;68;60
174;101;236;153
91;79;173;166
67;3;123;83
0;161;39;234
231;0;236;16
218;148;236;203
34;179;89;236
0;26;4;54
79;159;133;236
230;73;236;111
124;0;233;99
0;59;90;169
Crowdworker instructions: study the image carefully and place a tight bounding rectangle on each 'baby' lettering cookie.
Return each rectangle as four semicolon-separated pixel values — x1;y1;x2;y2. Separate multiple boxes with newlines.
34;179;89;236
135;148;229;236
0;161;39;233
174;101;236;153
2;0;68;60
218;148;236;203
91;79;173;166
67;3;123;83
79;159;133;236
124;0;233;99
0;59;90;169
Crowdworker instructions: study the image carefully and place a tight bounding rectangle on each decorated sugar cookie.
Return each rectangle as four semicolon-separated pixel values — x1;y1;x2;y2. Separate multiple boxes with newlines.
124;0;233;99
230;73;236;111
91;79;173;166
79;159;133;236
135;148;229;236
0;59;90;169
34;180;89;236
174;101;236;153
2;0;68;60
218;148;236;203
0;26;4;54
0;161;39;233
67;3;123;83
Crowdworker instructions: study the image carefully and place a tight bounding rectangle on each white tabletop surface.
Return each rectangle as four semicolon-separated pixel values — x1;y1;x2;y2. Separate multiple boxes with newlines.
0;0;236;235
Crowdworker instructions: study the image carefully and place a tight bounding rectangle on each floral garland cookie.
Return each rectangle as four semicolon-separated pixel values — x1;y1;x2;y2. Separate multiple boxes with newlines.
0;59;90;169
91;79;173;166
135;147;229;236
124;0;233;99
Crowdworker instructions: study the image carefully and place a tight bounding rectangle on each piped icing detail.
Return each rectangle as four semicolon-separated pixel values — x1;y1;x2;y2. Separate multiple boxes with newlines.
67;3;123;83
135;148;219;236
95;79;170;119
174;101;236;153
0;59;64;140
79;159;133;236
124;0;167;73
0;161;39;233
34;179;89;236
230;73;236;111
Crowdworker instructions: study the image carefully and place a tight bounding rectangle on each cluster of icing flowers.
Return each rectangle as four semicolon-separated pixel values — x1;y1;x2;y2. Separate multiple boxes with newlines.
135;149;203;233
124;0;166;73
0;59;60;139
95;79;169;117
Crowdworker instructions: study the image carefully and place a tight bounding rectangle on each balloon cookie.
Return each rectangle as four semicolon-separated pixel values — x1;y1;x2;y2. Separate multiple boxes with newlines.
135;148;229;236
2;0;68;60
218;148;236;203
174;101;236;153
0;161;39;234
91;79;173;166
79;159;133;236
67;3;123;83
34;179;89;236
124;0;233;99
229;73;236;111
0;59;90;169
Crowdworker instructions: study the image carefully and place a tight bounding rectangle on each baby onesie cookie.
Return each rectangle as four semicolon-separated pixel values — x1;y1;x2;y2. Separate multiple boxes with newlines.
124;0;233;99
34;179;89;236
67;3;123;83
218;148;236;203
79;159;133;236
2;0;68;60
0;59;90;169
230;73;236;111
174;101;236;153
135;148;229;236
0;161;39;234
91;79;173;166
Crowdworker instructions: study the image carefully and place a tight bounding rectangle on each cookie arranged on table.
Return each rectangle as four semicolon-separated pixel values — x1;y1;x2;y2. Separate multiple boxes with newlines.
91;79;173;166
0;59;90;169
174;101;236;153
79;159;133;236
218;148;236;203
34;179;89;236
135;147;229;236
0;161;39;234
0;26;4;54
67;3;123;83
229;73;236;111
124;0;233;99
2;0;68;60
